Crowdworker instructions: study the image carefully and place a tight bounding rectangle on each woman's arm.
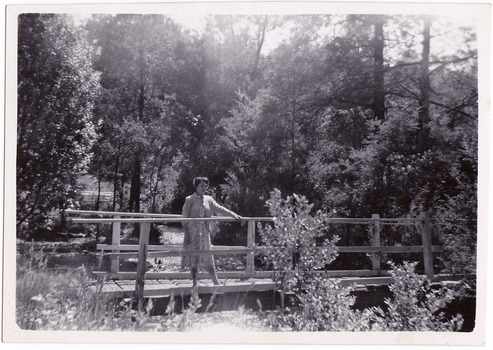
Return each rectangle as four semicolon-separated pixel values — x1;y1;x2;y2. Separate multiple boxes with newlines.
209;198;242;220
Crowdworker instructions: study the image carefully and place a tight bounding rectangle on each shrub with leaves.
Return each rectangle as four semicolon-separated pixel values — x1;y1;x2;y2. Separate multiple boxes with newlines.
259;192;464;332
264;262;464;332
259;189;339;294
276;278;375;331
369;261;464;331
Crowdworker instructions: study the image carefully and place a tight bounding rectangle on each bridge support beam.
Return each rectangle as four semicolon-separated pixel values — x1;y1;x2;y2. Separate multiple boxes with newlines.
421;212;434;279
371;214;381;273
135;222;150;313
246;220;255;277
110;216;121;273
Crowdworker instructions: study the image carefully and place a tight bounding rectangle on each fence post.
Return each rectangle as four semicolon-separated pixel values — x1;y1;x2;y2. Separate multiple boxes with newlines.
135;222;150;313
245;220;255;278
421;211;434;279
110;216;121;273
371;214;381;274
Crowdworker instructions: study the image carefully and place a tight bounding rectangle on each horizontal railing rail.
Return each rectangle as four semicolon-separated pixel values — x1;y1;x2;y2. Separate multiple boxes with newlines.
65;209;182;218
95;244;247;251
68;216;274;224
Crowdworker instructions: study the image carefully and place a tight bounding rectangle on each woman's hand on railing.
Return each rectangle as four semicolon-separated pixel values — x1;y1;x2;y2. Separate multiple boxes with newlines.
233;214;243;222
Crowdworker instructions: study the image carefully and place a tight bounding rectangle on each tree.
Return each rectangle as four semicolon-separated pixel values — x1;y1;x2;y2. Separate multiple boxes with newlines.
417;17;431;153
17;14;100;235
86;14;195;214
371;15;386;120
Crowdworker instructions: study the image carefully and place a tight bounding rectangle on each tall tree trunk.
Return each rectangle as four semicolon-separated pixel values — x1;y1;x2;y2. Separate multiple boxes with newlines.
112;154;119;212
291;84;297;194
250;16;268;90
128;156;141;213
119;176;125;210
128;80;145;213
372;16;385;120
150;154;166;213
417;17;431;153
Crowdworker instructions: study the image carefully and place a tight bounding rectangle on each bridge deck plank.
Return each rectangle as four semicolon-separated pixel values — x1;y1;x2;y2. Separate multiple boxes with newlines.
94;278;279;298
92;272;465;299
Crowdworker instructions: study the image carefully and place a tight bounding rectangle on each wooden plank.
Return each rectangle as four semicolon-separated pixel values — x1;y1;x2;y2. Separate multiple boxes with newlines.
99;279;279;298
373;218;422;222
245;220;255;277
380;222;419;226
145;281;279;297
97;274;466;298
97;244;181;251
337;245;443;253
327;219;373;224
96;244;247;252
93;269;395;280
421;212;434;279
320;270;391;278
111;216;121;273
94;271;253;280
135;222;150;312
71;216;275;224
98;244;443;255
339;276;393;286
66;209;181;218
108;248;255;259
371;214;381;272
67;209;422;223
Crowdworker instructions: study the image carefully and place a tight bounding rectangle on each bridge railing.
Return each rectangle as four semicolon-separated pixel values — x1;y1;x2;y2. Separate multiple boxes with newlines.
66;209;275;279
67;209;442;279
67;210;443;310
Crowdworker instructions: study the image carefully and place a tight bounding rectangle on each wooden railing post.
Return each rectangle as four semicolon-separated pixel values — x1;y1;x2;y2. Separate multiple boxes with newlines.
110;216;121;273
371;214;381;274
421;211;434;279
245;220;255;277
135;222;151;313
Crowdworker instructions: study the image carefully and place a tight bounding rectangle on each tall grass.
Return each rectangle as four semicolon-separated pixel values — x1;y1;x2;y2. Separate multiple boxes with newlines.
16;245;161;331
16;245;269;331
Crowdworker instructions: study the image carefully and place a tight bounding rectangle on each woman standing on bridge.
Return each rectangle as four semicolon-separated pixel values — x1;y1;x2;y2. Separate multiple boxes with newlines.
182;177;242;286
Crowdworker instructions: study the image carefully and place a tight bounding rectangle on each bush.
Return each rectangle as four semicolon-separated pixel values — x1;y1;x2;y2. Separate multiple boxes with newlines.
369;262;464;331
259;191;464;332
261;262;464;332
259;189;339;295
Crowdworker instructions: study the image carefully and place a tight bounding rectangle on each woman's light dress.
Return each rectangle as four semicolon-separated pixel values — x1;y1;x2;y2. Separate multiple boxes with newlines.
181;193;236;270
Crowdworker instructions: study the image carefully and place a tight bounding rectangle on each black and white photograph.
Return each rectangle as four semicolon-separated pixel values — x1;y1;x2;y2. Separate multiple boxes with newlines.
3;0;491;345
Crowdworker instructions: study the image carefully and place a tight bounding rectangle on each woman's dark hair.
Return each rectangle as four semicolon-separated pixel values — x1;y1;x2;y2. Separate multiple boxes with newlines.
193;177;209;187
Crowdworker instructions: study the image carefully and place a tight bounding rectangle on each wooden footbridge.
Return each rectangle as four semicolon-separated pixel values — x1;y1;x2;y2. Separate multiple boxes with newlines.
66;209;445;311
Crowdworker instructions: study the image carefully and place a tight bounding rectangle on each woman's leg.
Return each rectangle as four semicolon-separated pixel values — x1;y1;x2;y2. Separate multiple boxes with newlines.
191;267;198;287
207;266;220;285
206;247;220;285
181;229;190;271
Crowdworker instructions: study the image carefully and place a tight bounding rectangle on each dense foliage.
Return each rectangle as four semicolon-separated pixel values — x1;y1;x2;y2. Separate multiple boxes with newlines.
17;14;101;234
17;13;477;276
